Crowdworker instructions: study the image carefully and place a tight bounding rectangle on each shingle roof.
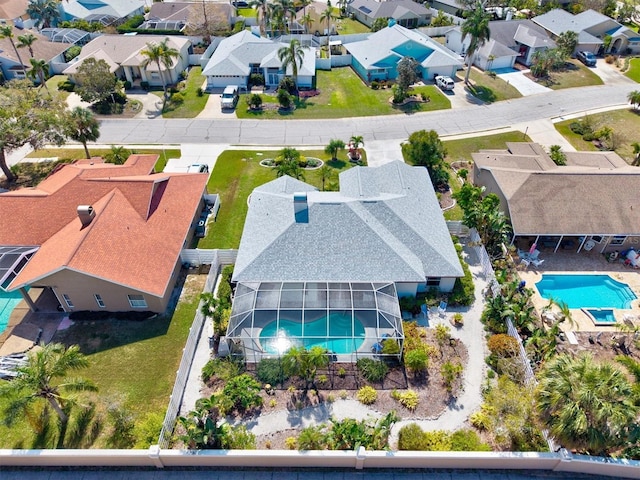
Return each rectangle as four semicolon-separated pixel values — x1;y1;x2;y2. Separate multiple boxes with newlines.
533;8;608;44
349;0;430;19
0;0;28;20
0;156;208;297
233;161;463;283
472;143;640;236
0;26;69;66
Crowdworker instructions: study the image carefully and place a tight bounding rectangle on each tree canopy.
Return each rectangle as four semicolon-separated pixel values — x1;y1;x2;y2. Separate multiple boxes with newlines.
401;129;449;188
74;57;119;104
461;1;491;83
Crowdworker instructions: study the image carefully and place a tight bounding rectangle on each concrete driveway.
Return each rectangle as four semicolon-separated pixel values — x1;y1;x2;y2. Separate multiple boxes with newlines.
497;70;551;96
591;58;637;85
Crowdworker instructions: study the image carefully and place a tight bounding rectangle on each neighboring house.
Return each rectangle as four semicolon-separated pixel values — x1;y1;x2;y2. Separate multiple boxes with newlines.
346;24;463;82
0;25;69;81
446;19;555;70
294;5;333;35
201;30;316;89
40;28;92;46
0;0;31;27
347;0;432;29
472;142;640;253
533;8;640;54
226;161;462;362
0;155;208;313
431;0;469;17
59;0;145;25
63;35;191;88
141;2;233;33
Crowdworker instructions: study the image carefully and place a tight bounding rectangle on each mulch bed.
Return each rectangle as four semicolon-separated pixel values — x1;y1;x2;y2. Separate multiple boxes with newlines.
556;331;639;363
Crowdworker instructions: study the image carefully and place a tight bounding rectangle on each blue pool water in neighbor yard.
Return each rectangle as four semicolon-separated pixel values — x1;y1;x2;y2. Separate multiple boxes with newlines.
583;308;617;325
535;274;637;309
0;289;24;335
260;312;365;355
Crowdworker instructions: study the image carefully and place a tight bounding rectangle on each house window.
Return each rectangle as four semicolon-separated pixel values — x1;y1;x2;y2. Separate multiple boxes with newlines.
128;294;148;308
426;277;441;287
62;294;74;309
610;235;627;246
591;235;603;243
94;294;105;308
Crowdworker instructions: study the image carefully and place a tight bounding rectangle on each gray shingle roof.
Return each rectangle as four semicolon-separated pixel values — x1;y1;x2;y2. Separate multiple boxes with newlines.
233;161;463;283
533;8;607;44
349;0;430;19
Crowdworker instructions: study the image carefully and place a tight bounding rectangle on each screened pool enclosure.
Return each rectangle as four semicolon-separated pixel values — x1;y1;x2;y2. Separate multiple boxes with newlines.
226;282;404;362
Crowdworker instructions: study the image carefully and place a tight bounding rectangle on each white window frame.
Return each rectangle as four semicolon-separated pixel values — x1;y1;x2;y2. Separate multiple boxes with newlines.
610;235;627;246
128;294;148;308
426;277;441;287
62;294;74;308
94;294;105;308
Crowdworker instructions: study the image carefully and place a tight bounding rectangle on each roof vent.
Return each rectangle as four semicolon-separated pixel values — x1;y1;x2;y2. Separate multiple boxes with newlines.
293;192;308;223
77;205;95;227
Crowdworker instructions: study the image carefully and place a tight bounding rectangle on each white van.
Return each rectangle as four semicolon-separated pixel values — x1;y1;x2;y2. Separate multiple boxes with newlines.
221;85;240;110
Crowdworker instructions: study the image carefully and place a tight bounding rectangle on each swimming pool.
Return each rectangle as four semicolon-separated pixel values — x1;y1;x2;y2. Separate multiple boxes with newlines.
0;289;24;336
535;274;637;309
582;308;616;325
259;312;365;354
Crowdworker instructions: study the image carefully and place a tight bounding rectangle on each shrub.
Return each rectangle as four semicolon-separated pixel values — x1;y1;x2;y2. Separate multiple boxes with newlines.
297;425;328;450
470;409;491;430
487;334;519;357
371;80;380;89
450;429;491;451
197;87;204;96
398;423;426;450
58;79;75;92
449;243;475;305
549;144;567;166
246;93;263;110
277;88;293;109
256;358;289;386
140;81;150;91
285;436;297;449
486;70;497;78
356;358;388;383
64;45;82;62
404;349;429;374
222;425;256;449
219;373;263;413
391;389;419;410
277;76;296;95
133;412;164;449
249;73;265;86
123;80;132;90
232;20;245;33
441;361;464;393
382;339;400;356
356;386;378;405
605;54;615;64
170;92;184;105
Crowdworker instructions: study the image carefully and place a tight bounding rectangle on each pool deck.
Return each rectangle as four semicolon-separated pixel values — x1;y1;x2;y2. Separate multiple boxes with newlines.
516;248;640;333
0;288;64;356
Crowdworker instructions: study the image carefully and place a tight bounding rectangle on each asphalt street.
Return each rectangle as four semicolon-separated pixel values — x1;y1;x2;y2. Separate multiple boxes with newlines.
95;84;636;146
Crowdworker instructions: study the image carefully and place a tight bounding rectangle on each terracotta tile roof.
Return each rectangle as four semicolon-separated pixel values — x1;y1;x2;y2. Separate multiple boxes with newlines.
1;156;208;297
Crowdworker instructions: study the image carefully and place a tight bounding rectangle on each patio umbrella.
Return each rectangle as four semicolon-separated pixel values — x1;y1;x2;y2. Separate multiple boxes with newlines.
529;243;537;255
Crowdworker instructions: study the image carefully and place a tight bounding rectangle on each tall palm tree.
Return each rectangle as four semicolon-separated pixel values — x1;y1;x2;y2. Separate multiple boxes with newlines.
301;13;314;34
268;2;286;35
461;1;491;84
66;107;101;159
320;2;337;46
537;353;637;454
17;33;38;58
27;58;50;92
27;0;61;29
275;0;296;33
0;25;28;77
296;0;312;18
250;0;269;36
278;38;308;92
140;38;180;105
0;343;97;448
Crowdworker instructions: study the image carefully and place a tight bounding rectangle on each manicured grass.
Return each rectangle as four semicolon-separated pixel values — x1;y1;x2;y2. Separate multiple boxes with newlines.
625;57;640;82
335;17;370;34
555;109;640;162
46;75;71;101
237;67;450;119
442;130;531;220
162;66;208;118
461;68;522;103
237;7;257;17
26;148;181;173
536;60;604;90
198;149;365;249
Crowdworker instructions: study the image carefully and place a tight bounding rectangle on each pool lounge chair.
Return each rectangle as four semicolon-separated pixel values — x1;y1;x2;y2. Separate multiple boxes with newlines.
438;301;447;317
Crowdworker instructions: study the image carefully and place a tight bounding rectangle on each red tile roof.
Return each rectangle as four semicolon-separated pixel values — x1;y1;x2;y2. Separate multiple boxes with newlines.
1;155;208;297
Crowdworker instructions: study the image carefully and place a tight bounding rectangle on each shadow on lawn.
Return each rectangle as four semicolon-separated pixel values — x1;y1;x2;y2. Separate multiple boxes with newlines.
466;84;496;103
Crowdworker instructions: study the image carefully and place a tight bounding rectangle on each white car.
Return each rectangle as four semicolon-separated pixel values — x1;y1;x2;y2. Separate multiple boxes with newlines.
435;75;455;91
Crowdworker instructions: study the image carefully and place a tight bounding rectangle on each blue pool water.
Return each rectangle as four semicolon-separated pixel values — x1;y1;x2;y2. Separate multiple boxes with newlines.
0;289;24;335
259;312;365;354
535;274;636;309
584;308;616;325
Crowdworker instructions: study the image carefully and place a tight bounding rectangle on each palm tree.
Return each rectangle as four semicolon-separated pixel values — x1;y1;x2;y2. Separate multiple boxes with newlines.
17;33;38;58
537;353;637;454
200;292;227;355
318;164;334;191
105;145;132;165
296;0;312;18
27;58;50;92
281;346;329;391
325;138;346;161
0;25;28;77
278;38;308;92
250;0;269;36
628;90;640;110
268;2;286;36
320;2;337;46
66;107;101;159
140;38;180;105
350;135;364;149
301;13;314;34
275;147;304;179
632;141;640;166
275;0;296;33
0;343;97;448
27;0;60;29
461;1;491;84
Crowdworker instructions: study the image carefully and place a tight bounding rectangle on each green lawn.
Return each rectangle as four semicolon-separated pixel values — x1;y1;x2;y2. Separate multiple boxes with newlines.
237;67;450;119
625;57;640;82
461;68;522;103
237;7;257;17
198;148;365;249
441;131;530;220
162;66;209;118
46;75;71;101
26;148;181;173
335;17;370;34
555;109;639;162
537;59;603;90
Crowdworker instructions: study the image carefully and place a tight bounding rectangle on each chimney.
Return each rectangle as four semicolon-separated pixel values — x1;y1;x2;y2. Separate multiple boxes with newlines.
77;205;95;227
293;192;308;223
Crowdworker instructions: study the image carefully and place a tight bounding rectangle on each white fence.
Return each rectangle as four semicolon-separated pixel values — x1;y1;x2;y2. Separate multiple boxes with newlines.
1;447;638;478
157;249;238;448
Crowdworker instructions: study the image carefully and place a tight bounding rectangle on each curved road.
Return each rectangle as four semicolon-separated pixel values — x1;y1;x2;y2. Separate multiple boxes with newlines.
97;84;636;145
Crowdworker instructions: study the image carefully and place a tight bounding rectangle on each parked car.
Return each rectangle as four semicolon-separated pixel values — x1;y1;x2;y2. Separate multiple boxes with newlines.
576;51;597;67
435;75;455;91
232;1;249;7
187;164;209;173
221;85;240;110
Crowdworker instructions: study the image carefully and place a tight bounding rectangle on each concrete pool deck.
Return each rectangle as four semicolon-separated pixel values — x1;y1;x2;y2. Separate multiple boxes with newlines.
516;248;640;333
